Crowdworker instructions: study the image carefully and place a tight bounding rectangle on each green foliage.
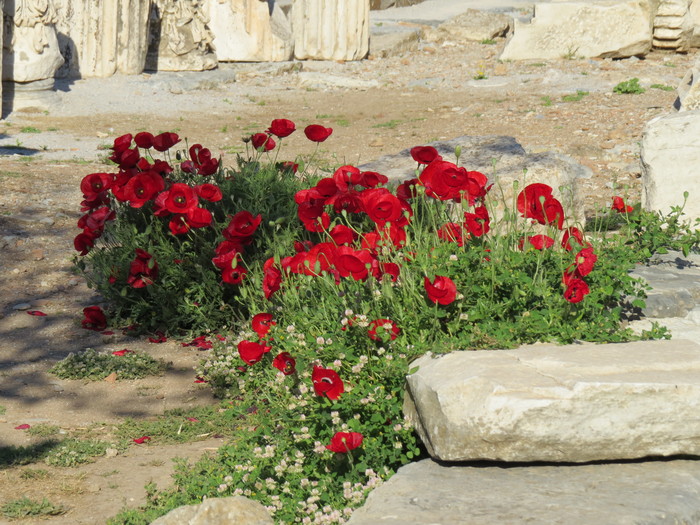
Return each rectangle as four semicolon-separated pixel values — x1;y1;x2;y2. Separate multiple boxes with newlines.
28;423;60;437
1;497;66;519
19;126;41;133
479;38;497;45
561;90;589;102
49;348;168;380
0;405;5;415
650;83;674;91
44;438;112;467
613;78;645;94
541;95;553;107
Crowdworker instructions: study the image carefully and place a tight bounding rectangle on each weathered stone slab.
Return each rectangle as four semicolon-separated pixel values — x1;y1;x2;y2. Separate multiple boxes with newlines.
347;458;700;525
151;496;273;525
403;340;700;462
421;9;511;44
500;1;654;60
675;56;700;110
640;110;700;224
360;135;590;226
205;0;293;62
291;0;370;60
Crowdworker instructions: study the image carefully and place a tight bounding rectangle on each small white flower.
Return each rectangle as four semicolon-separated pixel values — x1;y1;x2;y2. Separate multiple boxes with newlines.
449;254;458;261
316;336;325;345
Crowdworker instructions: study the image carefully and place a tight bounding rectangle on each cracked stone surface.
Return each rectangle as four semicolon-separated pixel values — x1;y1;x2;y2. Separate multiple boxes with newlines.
403;339;700;462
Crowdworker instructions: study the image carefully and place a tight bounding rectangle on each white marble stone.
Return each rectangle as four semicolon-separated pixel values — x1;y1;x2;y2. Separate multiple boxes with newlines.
205;0;292;62
55;0;151;78
291;0;370;61
641;110;700;223
500;0;655;60
147;0;217;71
2;0;64;82
404;340;700;462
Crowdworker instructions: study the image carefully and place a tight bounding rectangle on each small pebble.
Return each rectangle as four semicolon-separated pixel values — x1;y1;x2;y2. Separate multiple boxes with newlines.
39;217;55;226
12;303;32;311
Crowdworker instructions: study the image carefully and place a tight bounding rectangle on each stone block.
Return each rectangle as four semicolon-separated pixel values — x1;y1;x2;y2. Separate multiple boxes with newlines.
500;0;654;60
151;496;273;525
359;135;590;226
347;459;700;525
421;9;511;44
690;0;700;46
403;340;700;462
55;0;151;78
205;0;293;62
292;0;370;60
640;110;700;223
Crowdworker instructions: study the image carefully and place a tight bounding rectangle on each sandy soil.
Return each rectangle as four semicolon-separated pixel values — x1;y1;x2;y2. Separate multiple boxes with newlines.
0;33;696;523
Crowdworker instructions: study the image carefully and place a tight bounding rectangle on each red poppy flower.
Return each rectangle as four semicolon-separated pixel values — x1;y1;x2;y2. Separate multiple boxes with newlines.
396;178;419;201
186;207;213;229
268;119;296;138
410;145;441;165
27;310;47;316
312;366;344;400
367;319;400;341
112;349;134;356
561;227;585;251
359;171;388;188
263;258;282;299
527;234;554;250
80;172;114;198
123;172;165;208
573;247;597;277
168;215;190;236
326;432;363;453
194;376;208;383
195;183;222;202
182;144;219;176
304;124;333;143
463;205;490;237
419;160;468;201
134;132;155;149
15;424;31;430
133;436;152;444
223;211;262;242
329;224;357;246
127;249;158;288
272;352;296;375
222;265;248;285
162;183;199;214
334;246;375;281
152;132;180;152
361;188;404;226
437;222;466;246
424;276;457;305
182;335;213;350
516;184;565;229
238;340;271;365
612;196;634;213
112;133;132;153
252;313;275;339
82;306;107;331
251;133;276;152
564;278;590;303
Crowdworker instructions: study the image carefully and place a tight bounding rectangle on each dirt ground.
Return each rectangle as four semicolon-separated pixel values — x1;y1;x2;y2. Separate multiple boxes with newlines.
0;33;696;523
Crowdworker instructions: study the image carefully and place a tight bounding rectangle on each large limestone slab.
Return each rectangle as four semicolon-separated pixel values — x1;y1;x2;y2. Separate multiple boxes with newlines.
360;135;590;226
292;0;370;60
421;9;511;44
55;0;151;78
151;496;273;524
500;1;655;60
640;110;700;223
205;0;293;62
404;340;700;462
675;55;700;110
347;458;700;525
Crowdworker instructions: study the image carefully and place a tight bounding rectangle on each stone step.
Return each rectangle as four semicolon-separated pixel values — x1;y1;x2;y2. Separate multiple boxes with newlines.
347;458;700;525
403;339;700;463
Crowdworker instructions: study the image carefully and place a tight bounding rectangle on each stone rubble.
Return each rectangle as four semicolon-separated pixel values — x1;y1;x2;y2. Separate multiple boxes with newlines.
150;496;274;525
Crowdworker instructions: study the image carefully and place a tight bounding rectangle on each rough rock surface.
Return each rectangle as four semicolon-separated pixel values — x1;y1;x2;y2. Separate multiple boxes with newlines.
291;0;370;60
150;496;274;525
640;109;700;223
675;55;700;110
501;0;655;60
205;0;293;62
347;458;700;525
403;340;700;462
360;135;591;225
421;9;511;44
653;0;694;51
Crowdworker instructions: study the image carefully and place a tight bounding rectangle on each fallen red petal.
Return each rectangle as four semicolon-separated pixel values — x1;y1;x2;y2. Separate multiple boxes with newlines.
26;311;47;317
186;417;199;422
101;330;115;335
15;424;31;430
112;349;134;356
133;436;151;444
